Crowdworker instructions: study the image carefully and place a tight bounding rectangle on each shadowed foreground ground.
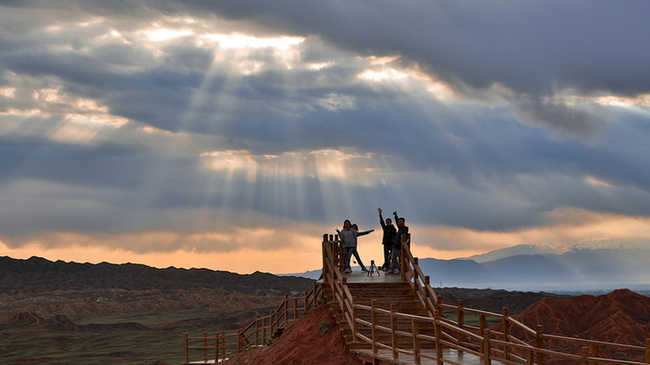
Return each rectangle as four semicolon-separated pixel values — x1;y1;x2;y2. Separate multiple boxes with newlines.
224;304;362;365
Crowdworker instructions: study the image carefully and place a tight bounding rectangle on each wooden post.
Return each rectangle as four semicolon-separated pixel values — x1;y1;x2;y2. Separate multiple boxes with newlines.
480;314;486;337
527;348;535;365
284;294;289;326
343;277;356;343
645;338;649;363
221;332;226;361
371;299;377;356
589;343;598;365
536;324;544;365
322;234;328;280
391;304;398;360
484;330;492;365
502;307;510;360
237;330;242;358
304;294;308;313
184;333;189;364
435;309;443;365
581;346;590;365
255;317;260;346
293;298;298;320
412;319;421;365
215;332;219;363
203;332;208;362
457;300;464;328
270;311;275;336
457;299;465;357
262;317;267;345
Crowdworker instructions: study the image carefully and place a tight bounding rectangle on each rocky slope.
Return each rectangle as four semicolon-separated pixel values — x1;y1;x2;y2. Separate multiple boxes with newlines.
3;311;148;331
0;256;313;321
0;256;312;294
516;289;650;345
224;304;362;365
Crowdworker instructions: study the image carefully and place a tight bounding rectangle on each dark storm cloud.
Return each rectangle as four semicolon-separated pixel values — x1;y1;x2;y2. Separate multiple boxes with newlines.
197;1;650;95
0;2;650;253
8;1;650;95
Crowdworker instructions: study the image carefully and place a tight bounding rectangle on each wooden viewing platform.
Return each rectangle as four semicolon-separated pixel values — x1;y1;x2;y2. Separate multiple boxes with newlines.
183;233;650;365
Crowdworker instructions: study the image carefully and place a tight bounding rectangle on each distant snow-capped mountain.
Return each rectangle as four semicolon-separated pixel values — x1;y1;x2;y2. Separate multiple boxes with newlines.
463;244;559;263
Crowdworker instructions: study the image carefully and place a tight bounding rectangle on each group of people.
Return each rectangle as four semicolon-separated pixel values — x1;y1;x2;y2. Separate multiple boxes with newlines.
336;208;409;275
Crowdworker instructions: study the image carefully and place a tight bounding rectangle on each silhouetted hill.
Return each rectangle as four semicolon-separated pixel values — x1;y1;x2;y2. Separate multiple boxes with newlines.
287;247;650;291
0;256;313;294
419;247;650;290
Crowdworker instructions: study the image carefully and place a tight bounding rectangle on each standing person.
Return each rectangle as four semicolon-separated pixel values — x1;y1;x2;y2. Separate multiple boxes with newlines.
337;221;373;273
378;208;396;270
389;210;409;274
351;224;373;273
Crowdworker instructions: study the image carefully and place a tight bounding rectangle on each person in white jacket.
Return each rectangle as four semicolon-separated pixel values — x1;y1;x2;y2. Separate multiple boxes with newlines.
337;220;374;273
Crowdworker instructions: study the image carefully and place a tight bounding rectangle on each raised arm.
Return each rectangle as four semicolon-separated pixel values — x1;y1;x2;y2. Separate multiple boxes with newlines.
356;229;374;237
393;211;399;223
378;208;386;228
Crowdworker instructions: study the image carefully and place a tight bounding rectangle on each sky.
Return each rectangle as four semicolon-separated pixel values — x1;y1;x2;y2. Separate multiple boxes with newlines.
1;1;650;274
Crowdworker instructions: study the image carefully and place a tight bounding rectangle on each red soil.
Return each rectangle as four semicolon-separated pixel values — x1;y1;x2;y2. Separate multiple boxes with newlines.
224;304;363;365
512;289;649;364
516;289;650;344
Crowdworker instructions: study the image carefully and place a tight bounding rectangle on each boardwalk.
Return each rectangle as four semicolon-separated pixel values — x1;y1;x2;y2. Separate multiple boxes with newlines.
355;348;499;365
344;269;404;284
183;233;650;365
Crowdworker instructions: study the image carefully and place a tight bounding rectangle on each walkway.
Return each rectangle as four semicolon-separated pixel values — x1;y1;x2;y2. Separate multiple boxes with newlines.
343;269;404;284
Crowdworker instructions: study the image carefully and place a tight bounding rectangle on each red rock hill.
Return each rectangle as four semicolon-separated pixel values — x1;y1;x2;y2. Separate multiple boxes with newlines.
516;289;650;345
225;304;362;365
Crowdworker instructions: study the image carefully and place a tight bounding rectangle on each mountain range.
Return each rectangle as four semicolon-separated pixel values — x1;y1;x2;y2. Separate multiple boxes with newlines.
0;255;313;294
287;244;650;291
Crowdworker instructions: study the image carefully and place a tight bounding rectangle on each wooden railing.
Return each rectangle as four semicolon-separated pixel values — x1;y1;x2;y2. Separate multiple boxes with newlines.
322;233;358;342
401;233;439;317
182;281;322;364
321;233;650;365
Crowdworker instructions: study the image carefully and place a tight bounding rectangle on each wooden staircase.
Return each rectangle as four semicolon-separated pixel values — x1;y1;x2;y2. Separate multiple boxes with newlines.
326;281;437;351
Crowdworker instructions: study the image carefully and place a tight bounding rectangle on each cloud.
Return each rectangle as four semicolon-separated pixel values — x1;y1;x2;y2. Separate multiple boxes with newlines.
0;2;650;270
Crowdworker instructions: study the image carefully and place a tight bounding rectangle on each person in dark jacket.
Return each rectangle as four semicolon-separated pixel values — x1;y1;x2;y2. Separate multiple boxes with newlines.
378;208;396;270
389;210;409;274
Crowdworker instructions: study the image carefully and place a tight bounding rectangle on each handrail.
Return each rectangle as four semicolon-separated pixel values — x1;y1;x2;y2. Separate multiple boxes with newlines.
508;317;537;337
322;231;649;365
186;233;650;365
182;279;322;364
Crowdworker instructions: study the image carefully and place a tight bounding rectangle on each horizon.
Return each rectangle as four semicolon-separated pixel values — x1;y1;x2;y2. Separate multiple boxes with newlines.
1;2;650;277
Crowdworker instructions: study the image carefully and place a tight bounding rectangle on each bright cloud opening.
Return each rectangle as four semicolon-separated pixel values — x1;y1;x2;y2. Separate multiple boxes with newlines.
145;28;194;42
201;33;304;50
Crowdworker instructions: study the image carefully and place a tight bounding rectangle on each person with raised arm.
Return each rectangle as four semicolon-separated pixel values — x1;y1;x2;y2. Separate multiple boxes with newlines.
378;208;396;270
389;210;409;274
336;220;374;273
